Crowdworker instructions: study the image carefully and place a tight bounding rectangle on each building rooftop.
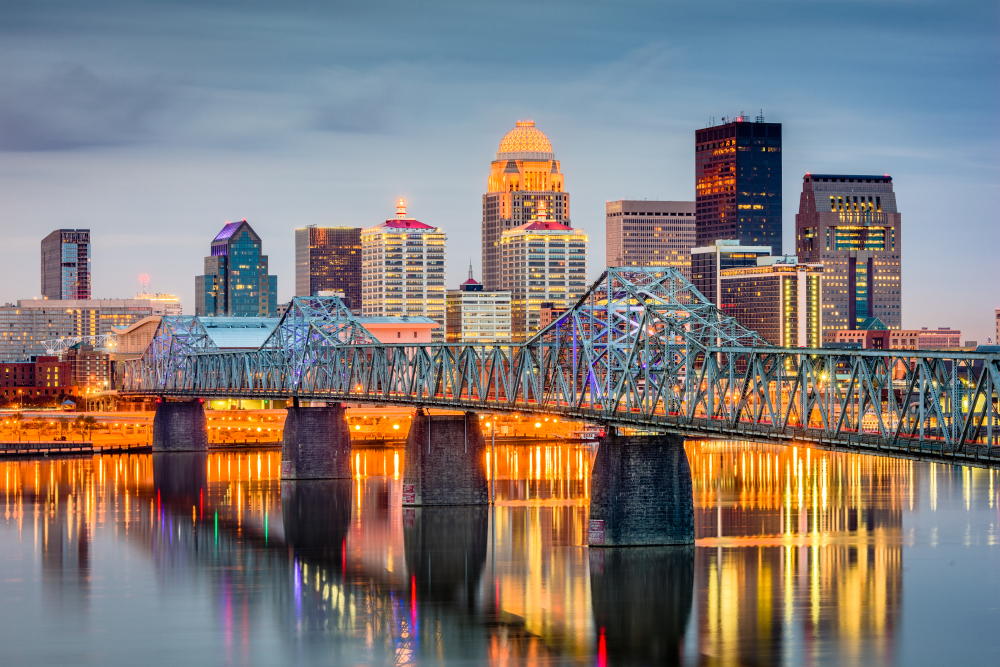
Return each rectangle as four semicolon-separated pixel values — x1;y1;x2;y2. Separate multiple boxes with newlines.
357;316;438;326
213;220;246;241
199;317;280;348
497;120;554;161
376;219;436;230
804;174;892;182
509;221;573;233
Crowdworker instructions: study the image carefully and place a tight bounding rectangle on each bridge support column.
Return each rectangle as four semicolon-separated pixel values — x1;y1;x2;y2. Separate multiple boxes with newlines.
280;403;351;479
588;431;694;546
152;399;208;452
402;410;488;506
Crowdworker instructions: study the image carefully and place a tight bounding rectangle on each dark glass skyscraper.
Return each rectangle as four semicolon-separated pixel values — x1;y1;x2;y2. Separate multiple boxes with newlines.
40;229;91;300
195;220;277;317
696;116;782;254
294;226;362;310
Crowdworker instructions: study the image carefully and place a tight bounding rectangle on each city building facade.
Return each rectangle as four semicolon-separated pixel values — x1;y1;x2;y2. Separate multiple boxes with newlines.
195;220;278;317
41;229;91;300
720;256;823;348
0;299;155;361
605;200;696;279
696;116;782;253
133;293;182;316
446;267;511;344
500;218;587;341
691;239;771;307
357;317;439;344
482;121;570;290
64;343;113;393
294;226;362;311
834;327;962;350
1;356;74;404
795;174;902;342
361;203;447;342
539;302;567;329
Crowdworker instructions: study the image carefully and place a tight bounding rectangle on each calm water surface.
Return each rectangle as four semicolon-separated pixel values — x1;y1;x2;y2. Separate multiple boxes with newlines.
1;442;998;666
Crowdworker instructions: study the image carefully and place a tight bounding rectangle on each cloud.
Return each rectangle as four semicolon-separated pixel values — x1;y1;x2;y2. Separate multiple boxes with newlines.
0;64;168;151
313;95;393;134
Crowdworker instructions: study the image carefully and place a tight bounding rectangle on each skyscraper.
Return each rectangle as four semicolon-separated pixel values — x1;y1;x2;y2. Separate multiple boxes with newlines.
605;200;696;279
695;115;782;253
500;208;587;341
482;121;569;290
795;174;902;342
195;220;278;317
361;201;447;342
41;229;91;300
294;226;362;310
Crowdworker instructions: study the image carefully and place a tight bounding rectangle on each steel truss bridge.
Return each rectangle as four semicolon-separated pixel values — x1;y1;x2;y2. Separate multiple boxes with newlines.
123;268;1000;468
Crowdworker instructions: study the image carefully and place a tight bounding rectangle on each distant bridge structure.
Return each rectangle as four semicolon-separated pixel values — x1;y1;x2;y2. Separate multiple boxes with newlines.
123;268;1000;469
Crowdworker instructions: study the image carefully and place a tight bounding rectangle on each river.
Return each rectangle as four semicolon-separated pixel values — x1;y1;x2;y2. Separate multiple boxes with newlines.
1;441;997;665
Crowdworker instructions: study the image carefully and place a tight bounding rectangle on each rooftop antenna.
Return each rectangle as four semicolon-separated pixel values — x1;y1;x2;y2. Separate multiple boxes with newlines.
468;259;474;281
756;109;765;123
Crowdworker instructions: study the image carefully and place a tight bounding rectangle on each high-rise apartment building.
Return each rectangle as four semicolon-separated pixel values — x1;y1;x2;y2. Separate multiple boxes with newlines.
605;200;696;279
445;267;511;344
500;214;587;341
695;116;782;253
691;240;771;307
720;256;823;348
41;229;91;300
294;226;362;311
482;121;570;290
195;220;278;317
795;174;902;342
361;202;447;342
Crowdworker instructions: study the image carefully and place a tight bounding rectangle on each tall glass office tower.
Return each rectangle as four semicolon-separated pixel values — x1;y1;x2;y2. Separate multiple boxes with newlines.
695;115;782;254
294;226;362;310
41;229;91;300
195;220;277;317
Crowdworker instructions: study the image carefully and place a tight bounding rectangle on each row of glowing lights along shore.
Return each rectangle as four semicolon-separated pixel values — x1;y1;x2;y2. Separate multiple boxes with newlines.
4;445;998;530
2;447;998;662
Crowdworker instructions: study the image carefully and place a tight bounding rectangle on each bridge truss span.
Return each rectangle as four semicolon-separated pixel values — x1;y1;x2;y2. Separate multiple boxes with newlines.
123;268;1000;468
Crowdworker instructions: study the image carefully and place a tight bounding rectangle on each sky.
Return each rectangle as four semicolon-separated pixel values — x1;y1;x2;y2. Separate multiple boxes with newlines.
1;0;997;341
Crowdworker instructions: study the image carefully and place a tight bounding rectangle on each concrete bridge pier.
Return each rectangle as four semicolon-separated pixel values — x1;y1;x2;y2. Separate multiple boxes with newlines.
588;430;694;546
152;398;208;452
280;401;352;480
402;410;488;506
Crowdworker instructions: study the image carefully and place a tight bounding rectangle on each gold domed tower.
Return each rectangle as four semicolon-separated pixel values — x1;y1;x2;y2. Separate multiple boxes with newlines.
482;120;570;290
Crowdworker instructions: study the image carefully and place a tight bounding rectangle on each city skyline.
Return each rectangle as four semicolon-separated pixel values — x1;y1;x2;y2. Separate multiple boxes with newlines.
0;1;997;341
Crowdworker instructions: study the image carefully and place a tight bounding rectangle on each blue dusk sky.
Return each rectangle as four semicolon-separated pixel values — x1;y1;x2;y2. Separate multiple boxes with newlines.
0;0;997;340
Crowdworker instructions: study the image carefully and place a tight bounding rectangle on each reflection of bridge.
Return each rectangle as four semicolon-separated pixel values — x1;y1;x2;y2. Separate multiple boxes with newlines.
124;268;999;468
